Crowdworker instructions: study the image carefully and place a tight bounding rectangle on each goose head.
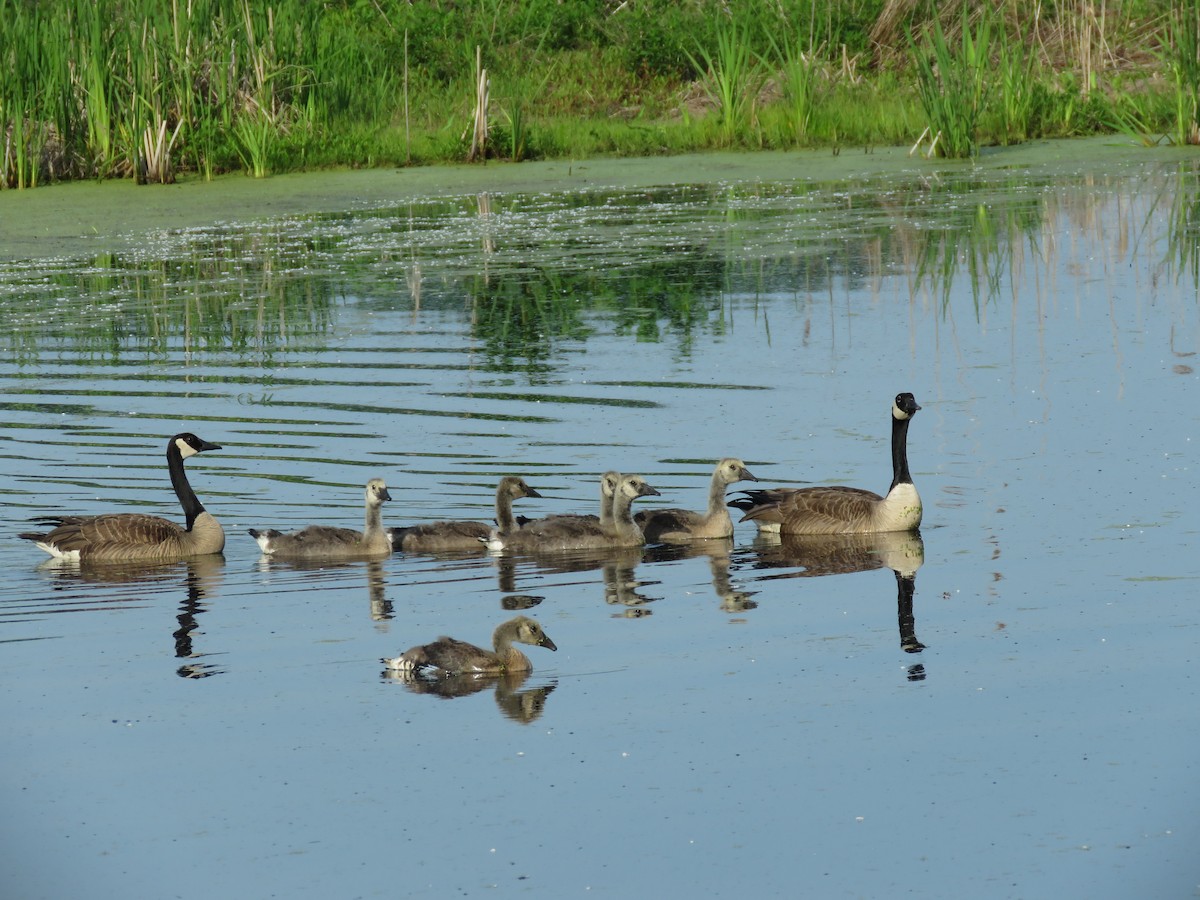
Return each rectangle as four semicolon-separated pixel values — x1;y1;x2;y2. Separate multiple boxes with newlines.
507;616;558;652
618;475;661;501
717;457;757;485
499;476;542;501
892;393;921;420
365;478;392;506
172;433;222;459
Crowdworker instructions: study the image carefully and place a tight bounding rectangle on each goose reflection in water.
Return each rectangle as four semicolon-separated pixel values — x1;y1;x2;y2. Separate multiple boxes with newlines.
644;539;759;614
383;668;558;725
490;546;660;613
37;554;228;679
745;531;927;671
254;555;392;625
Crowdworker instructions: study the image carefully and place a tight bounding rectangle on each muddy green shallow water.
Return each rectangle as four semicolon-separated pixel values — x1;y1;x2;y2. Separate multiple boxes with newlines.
1;139;1199;899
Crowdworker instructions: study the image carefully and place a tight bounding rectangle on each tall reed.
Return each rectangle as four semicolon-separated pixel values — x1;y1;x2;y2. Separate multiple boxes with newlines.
992;18;1038;145
1161;5;1200;145
909;8;992;158
685;18;763;147
764;33;823;147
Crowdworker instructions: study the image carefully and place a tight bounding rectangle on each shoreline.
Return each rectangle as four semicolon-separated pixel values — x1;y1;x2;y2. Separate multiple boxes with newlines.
0;136;1186;263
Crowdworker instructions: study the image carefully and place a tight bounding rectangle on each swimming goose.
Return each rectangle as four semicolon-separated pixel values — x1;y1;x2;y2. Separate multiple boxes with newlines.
20;432;225;563
249;478;393;559
492;474;660;552
382;615;557;676
635;457;757;541
514;470;621;531
730;392;922;535
391;476;542;552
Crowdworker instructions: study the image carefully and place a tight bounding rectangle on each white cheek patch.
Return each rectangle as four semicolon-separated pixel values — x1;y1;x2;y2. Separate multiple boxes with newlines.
175;438;199;459
892;401;910;420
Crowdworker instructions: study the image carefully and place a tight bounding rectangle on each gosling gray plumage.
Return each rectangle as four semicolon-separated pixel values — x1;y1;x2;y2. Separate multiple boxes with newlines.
20;432;225;563
382;615;557;676
391;476;542;552
490;474;660;552
249;478;392;559
635;457;757;541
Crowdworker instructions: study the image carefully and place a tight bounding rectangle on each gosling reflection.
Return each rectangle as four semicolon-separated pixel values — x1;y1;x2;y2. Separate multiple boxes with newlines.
747;531;927;657
255;556;392;625
385;669;558;725
644;539;758;613
490;547;659;612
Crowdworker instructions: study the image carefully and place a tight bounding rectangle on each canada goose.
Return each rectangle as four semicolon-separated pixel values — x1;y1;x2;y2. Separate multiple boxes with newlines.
382;615;557;676
20;432;225;563
249;478;392;559
391;476;541;552
730;392;922;535
492;474;660;552
635;457;757;541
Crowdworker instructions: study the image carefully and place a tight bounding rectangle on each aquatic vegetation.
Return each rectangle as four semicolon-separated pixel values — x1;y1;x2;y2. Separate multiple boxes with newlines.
1160;4;1200;146
684;18;764;147
0;0;1189;185
909;8;992;159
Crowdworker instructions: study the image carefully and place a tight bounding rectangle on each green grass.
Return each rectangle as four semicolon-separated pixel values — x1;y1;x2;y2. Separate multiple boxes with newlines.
0;0;1189;188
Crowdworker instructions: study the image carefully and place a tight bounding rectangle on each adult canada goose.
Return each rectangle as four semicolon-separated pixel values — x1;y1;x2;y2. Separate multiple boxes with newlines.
249;478;393;559
730;392;923;535
491;474;660;552
20;432;225;563
635;457;757;541
382;615;557;676
390;476;542;552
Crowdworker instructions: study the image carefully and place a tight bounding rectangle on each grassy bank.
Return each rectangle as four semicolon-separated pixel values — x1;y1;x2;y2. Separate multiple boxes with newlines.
0;0;1194;189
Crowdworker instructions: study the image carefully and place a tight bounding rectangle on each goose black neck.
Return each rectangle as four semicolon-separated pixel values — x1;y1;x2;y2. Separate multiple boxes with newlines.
895;571;925;653
167;443;205;530
889;413;914;490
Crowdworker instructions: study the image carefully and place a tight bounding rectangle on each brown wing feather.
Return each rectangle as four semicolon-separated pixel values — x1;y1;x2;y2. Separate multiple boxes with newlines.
739;486;884;535
634;508;704;541
270;525;369;551
34;513;188;556
396;520;490;552
405;636;495;674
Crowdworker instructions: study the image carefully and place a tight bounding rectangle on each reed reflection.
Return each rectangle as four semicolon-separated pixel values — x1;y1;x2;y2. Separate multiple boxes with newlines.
745;531;926;668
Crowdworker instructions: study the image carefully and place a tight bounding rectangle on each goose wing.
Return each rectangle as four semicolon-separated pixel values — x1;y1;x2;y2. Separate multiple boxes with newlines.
24;513;185;555
739;486;884;535
392;520;490;552
634;507;703;541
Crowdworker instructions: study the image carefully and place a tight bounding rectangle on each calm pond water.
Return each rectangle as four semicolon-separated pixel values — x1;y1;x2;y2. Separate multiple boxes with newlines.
2;140;1198;899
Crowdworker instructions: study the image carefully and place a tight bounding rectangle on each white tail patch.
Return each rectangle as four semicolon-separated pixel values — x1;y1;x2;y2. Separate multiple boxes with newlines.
36;542;80;561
